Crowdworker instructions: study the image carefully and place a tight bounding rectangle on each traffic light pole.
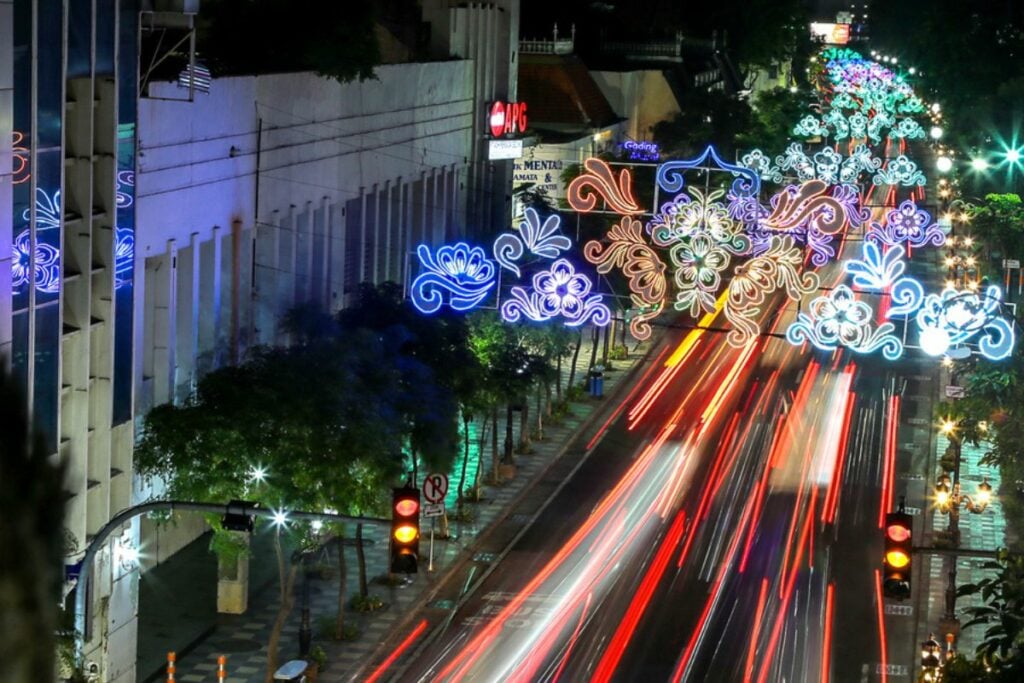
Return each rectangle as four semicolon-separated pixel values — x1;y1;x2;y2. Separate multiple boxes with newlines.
72;499;387;666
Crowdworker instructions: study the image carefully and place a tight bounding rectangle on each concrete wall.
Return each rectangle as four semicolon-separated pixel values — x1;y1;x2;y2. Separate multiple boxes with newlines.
134;59;476;566
591;70;681;142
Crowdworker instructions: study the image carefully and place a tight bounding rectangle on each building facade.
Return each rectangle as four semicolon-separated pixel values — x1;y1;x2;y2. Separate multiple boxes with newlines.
1;0;140;679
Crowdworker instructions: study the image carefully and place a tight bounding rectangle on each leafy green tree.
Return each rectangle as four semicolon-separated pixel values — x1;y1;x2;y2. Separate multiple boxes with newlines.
653;90;754;158
0;367;66;682
135;339;404;677
196;0;380;82
737;86;815;155
966;194;1024;264
957;549;1024;678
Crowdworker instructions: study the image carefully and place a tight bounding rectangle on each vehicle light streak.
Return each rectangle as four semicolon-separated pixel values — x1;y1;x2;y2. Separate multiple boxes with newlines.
878;394;900;527
672;483;758;682
664;291;728;367
436;378;708;682
875;569;889;683
823;386;857;524
744;577;771;683
628;340;703;428
587;346;671;450
754;488;816;683
365;619;428;683
591;510;688;683
550;592;593;683
822;582;835;683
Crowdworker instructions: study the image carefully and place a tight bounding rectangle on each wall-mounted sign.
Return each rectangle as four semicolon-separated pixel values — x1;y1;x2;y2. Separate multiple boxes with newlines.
489;138;524;160
489;101;528;138
622;140;660;162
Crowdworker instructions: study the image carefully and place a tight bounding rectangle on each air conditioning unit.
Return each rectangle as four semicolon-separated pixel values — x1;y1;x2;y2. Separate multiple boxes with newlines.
153;0;200;13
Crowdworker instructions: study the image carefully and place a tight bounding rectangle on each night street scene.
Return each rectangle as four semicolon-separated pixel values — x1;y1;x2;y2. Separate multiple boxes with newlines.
5;1;1024;682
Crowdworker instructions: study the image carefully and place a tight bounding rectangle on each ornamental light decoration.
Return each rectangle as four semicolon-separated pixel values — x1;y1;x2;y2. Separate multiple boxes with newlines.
786;284;904;360
500;258;611;327
410;242;497;314
867;199;944;249
916;286;1015;361
494;207;572;277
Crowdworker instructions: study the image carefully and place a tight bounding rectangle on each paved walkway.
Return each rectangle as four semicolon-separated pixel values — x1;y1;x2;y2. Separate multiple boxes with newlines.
137;333;651;682
921;430;1006;657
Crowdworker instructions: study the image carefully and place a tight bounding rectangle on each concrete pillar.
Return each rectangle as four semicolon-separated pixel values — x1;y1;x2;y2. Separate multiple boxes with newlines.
383;180;393;283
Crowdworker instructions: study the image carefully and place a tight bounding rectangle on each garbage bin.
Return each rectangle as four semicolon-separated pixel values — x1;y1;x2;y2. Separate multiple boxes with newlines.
589;365;605;398
273;660;309;682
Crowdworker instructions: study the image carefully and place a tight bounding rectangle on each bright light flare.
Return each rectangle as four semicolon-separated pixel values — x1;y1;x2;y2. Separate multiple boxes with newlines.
271;508;289;528
971;157;989;171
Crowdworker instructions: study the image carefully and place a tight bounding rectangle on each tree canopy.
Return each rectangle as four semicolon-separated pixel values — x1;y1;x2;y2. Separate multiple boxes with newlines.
196;0;380;82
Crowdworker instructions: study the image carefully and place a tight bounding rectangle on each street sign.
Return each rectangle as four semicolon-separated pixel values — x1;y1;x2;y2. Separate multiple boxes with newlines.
423;502;445;518
945;385;965;399
422;473;449;504
1003;259;1020;269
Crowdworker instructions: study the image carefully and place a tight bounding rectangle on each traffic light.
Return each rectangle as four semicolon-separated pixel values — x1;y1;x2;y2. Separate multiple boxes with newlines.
883;511;913;599
390;487;420;574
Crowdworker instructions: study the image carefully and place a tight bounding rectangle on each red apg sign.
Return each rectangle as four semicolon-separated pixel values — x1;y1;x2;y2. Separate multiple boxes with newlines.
489;101;528;138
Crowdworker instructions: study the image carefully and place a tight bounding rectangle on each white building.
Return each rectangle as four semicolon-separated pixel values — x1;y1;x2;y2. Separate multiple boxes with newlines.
132;1;521;676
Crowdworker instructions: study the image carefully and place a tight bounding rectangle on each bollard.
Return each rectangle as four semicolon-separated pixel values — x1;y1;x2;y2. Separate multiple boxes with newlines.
217;655;227;681
167;652;176;682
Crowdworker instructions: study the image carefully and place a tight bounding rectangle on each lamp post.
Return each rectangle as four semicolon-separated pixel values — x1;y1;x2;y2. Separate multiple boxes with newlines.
920;634;943;681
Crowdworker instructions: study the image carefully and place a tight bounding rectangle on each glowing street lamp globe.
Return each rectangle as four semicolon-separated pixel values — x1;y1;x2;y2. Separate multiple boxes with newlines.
1007;148;1022;164
930;126;943;140
971;157;989;172
920;327;951;356
936;156;953;173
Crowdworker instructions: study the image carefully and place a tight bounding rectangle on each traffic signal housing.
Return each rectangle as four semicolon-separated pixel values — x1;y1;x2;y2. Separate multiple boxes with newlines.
883;511;913;599
390;487;420;573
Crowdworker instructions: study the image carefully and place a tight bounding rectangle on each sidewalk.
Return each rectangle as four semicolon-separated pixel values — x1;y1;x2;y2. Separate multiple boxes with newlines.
921;432;1006;657
136;332;652;682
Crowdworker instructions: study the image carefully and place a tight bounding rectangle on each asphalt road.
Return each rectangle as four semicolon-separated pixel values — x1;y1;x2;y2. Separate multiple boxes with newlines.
362;180;927;683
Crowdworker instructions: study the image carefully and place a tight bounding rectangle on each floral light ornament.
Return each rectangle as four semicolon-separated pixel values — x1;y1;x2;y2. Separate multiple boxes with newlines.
867;199;944;248
11;229;61;294
724;236;818;347
672;234;731;317
500;258;611;327
494;207;572;277
410;242;497;314
916;286;1015;360
873;155;926;187
583;217;667;340
843;242;925;317
786;285;904;360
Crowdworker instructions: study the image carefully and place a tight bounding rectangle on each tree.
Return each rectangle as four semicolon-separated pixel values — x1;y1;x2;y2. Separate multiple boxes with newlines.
0;366;66;682
653;90;754;158
966;194;1024;264
737;86;815;155
196;0;380;83
957;549;1024;678
135;339;404;678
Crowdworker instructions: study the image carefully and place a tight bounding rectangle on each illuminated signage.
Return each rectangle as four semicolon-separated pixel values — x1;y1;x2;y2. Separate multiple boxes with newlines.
488;139;524;160
622;140;660;162
488;101;528;138
810;22;851;45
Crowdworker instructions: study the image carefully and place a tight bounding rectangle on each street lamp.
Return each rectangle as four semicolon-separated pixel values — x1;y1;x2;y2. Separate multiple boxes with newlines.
930;125;944;140
936;156;953;173
1007;148;1021;164
921;634;943;681
971;157;990;172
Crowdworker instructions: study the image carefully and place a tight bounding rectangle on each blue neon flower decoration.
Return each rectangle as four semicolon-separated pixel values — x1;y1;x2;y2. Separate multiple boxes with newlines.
114;227;135;288
11;228;61;294
410;242;496;314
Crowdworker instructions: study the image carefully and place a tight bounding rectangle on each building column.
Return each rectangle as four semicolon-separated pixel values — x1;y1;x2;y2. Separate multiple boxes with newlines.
383;180;393;283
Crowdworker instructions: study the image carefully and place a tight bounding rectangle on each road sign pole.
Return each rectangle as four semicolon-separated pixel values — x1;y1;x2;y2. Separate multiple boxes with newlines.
428;518;435;572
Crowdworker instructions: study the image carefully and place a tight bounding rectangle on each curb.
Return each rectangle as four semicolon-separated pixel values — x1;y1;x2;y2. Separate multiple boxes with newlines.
349;336;666;682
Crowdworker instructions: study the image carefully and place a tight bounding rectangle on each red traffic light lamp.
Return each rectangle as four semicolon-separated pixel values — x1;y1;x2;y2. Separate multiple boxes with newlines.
883;511;913;600
390;487;420;574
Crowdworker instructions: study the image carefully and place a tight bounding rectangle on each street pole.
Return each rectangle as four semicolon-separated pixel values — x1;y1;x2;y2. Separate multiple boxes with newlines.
299;554;311;656
71;500;388;666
